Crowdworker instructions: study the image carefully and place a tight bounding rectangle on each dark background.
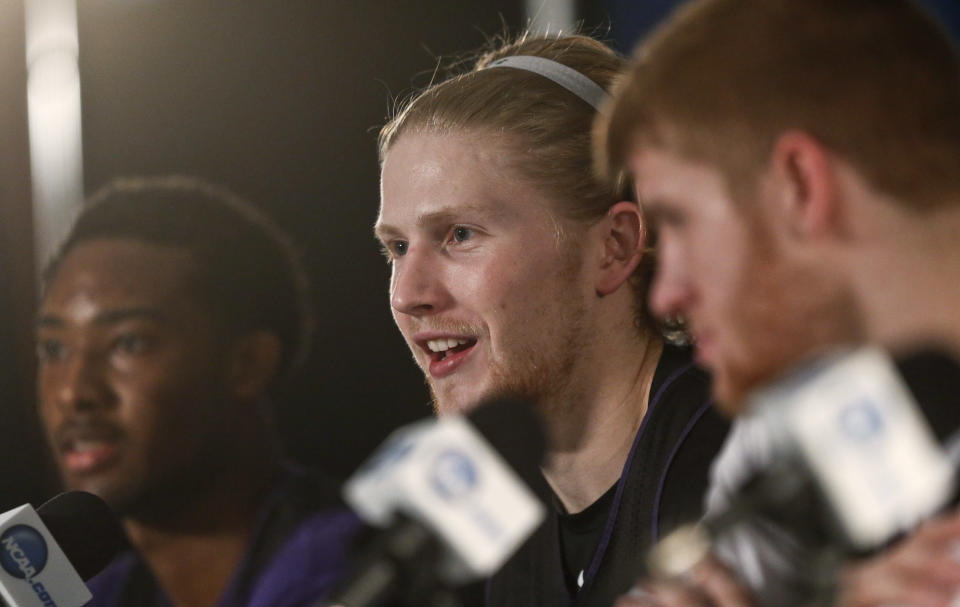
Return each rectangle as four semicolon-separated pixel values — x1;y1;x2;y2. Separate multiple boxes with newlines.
1;0;527;509
2;0;959;511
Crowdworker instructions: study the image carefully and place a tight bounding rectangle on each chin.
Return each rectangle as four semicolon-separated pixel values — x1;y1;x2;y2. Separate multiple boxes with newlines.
432;395;479;416
430;383;493;417
60;473;99;497
710;373;751;417
713;394;747;418
65;474;136;513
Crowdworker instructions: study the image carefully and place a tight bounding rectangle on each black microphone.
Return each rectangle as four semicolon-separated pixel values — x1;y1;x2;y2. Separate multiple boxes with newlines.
1;490;126;607
326;396;548;607
36;491;127;581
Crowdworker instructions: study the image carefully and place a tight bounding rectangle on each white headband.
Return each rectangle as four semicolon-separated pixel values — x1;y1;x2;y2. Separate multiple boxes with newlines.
484;55;610;111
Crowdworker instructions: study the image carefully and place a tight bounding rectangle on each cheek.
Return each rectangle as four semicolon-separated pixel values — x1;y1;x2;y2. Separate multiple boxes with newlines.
37;399;62;441
391;305;410;330
111;376;166;437
36;372;58;419
472;255;542;317
388;265;400;300
111;358;206;427
697;233;749;315
445;257;520;313
448;231;571;321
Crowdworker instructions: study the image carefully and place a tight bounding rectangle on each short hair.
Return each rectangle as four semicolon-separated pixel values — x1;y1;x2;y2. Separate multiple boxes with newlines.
43;175;313;385
380;33;661;334
597;0;960;209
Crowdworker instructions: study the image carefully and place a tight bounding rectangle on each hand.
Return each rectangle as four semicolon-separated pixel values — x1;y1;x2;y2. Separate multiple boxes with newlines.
835;510;960;607
615;554;756;607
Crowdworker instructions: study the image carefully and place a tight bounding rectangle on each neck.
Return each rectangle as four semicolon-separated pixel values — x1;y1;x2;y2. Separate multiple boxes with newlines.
122;441;279;607
541;325;663;514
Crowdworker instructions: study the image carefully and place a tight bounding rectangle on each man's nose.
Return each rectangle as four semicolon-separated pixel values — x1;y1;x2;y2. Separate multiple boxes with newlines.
649;256;693;322
52;348;110;414
390;247;452;317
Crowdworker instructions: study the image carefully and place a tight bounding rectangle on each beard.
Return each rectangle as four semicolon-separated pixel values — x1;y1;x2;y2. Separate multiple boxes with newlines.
475;295;589;416
713;222;866;413
428;239;593;418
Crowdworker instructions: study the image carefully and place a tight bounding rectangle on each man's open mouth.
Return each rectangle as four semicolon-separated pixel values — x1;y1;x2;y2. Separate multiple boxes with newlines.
57;424;124;474
62;439;122;474
426;337;477;361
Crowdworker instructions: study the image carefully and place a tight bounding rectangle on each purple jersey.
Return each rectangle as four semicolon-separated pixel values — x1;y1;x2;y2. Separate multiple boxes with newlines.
86;466;361;607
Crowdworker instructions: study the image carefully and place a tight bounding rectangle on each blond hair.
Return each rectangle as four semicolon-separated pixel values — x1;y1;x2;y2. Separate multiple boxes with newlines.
381;34;661;333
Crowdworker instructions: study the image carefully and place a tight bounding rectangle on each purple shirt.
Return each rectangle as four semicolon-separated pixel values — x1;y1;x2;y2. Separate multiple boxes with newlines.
86;469;361;607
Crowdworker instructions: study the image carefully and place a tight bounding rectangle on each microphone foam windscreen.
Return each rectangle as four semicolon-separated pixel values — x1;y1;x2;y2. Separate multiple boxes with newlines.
895;348;960;444
466;396;548;490
37;491;127;581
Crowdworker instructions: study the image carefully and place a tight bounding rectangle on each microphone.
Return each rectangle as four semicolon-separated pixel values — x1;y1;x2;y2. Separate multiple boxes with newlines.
327;396;548;607
1;491;126;607
648;347;960;584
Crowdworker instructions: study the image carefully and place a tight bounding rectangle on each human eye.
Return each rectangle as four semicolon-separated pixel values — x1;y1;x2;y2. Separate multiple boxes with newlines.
379;240;409;261
663;210;687;229
649;206;686;233
451;225;474;243
111;332;153;357
443;225;479;249
36;338;67;364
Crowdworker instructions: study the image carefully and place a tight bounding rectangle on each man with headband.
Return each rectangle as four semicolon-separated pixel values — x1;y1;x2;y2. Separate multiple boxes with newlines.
596;1;960;605
375;34;729;606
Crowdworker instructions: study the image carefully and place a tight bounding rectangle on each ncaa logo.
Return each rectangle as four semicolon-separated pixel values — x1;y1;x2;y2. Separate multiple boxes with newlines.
838;400;885;441
430;449;478;501
1;525;49;580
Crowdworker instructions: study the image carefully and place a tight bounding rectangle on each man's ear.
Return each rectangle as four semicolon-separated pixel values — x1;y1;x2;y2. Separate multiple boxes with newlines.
596;201;646;297
225;331;282;401
769;130;844;240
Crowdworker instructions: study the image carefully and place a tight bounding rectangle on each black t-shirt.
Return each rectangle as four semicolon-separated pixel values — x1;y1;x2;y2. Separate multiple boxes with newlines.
487;344;730;607
558;482;618;593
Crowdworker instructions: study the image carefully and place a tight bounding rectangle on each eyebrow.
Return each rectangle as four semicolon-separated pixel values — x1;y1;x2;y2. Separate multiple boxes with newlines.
641;199;665;221
37;307;167;329
635;190;669;219
374;203;512;241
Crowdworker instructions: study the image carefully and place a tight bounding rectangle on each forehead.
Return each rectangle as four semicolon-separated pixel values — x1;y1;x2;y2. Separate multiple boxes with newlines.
629;146;732;208
42;238;200;321
378;131;559;229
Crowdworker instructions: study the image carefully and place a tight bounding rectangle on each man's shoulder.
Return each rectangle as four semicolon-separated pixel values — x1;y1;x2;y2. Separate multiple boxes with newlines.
621;343;729;542
650;344;712;411
639;344;724;452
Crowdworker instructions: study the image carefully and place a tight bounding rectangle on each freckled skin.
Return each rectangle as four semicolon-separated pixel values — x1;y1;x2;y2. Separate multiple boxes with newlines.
377;131;598;414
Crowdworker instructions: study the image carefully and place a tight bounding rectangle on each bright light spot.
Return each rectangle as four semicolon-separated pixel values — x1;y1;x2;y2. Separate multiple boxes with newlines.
525;0;575;35
24;0;84;269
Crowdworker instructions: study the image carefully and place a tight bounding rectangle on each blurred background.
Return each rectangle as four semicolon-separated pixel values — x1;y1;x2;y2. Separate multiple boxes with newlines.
2;0;959;511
